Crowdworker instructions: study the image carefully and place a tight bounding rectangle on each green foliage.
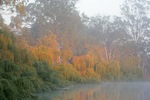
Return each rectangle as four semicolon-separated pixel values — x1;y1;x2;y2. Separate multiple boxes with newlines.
0;30;65;99
20;65;37;77
0;79;18;100
0;60;19;72
33;62;54;81
14;77;35;98
55;64;82;82
0;60;21;80
13;48;30;64
33;61;65;89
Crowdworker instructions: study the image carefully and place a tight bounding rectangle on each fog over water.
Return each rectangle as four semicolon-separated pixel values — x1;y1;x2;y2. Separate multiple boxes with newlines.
37;82;150;100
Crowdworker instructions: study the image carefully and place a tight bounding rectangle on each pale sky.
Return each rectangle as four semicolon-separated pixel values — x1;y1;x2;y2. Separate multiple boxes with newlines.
2;0;124;25
76;0;125;17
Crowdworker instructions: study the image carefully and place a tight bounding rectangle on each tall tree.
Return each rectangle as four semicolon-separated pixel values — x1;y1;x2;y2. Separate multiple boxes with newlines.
0;0;27;16
121;0;150;45
121;0;150;68
88;16;128;60
26;0;82;38
0;0;32;34
24;0;85;54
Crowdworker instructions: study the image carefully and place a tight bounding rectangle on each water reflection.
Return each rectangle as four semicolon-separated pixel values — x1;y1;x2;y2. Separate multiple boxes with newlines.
38;82;150;100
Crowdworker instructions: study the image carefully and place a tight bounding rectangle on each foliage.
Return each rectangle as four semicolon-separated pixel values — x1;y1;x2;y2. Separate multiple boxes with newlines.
55;64;82;82
0;0;148;99
120;55;143;80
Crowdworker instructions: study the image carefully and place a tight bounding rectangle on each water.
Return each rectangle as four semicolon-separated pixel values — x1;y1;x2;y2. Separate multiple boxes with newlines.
37;82;150;100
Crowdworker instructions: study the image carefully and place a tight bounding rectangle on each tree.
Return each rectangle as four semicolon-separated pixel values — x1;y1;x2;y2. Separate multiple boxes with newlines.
22;0;85;55
0;0;31;34
0;15;3;26
26;0;82;38
88;16;128;60
0;0;26;15
121;0;150;44
121;0;150;69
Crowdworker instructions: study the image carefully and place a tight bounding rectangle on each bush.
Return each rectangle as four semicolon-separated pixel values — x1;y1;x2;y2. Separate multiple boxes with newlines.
33;61;62;87
0;60;21;80
0;60;20;73
0;79;18;100
14;77;35;98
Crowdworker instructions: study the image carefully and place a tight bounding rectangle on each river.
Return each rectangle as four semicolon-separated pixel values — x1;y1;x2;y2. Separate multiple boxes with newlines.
37;82;150;100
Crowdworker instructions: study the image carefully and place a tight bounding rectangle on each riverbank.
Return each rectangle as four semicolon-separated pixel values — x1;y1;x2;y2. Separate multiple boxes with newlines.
35;82;150;100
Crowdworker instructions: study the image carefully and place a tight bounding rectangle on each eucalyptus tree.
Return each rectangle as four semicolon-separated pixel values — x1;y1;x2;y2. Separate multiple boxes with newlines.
0;0;32;34
88;16;128;60
121;0;150;68
22;0;84;53
0;0;27;14
26;0;82;38
121;0;150;43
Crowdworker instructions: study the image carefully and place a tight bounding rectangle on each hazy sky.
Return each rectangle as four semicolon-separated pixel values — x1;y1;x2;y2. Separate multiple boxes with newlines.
76;0;125;17
2;0;125;24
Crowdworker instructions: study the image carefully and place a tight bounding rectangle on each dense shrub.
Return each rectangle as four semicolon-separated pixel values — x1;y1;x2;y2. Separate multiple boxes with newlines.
0;79;18;100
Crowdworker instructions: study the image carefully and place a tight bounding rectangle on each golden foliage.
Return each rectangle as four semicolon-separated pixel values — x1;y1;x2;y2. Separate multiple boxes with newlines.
61;49;73;63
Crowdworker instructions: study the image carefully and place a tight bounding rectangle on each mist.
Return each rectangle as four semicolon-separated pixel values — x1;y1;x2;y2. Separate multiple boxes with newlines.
0;0;150;99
